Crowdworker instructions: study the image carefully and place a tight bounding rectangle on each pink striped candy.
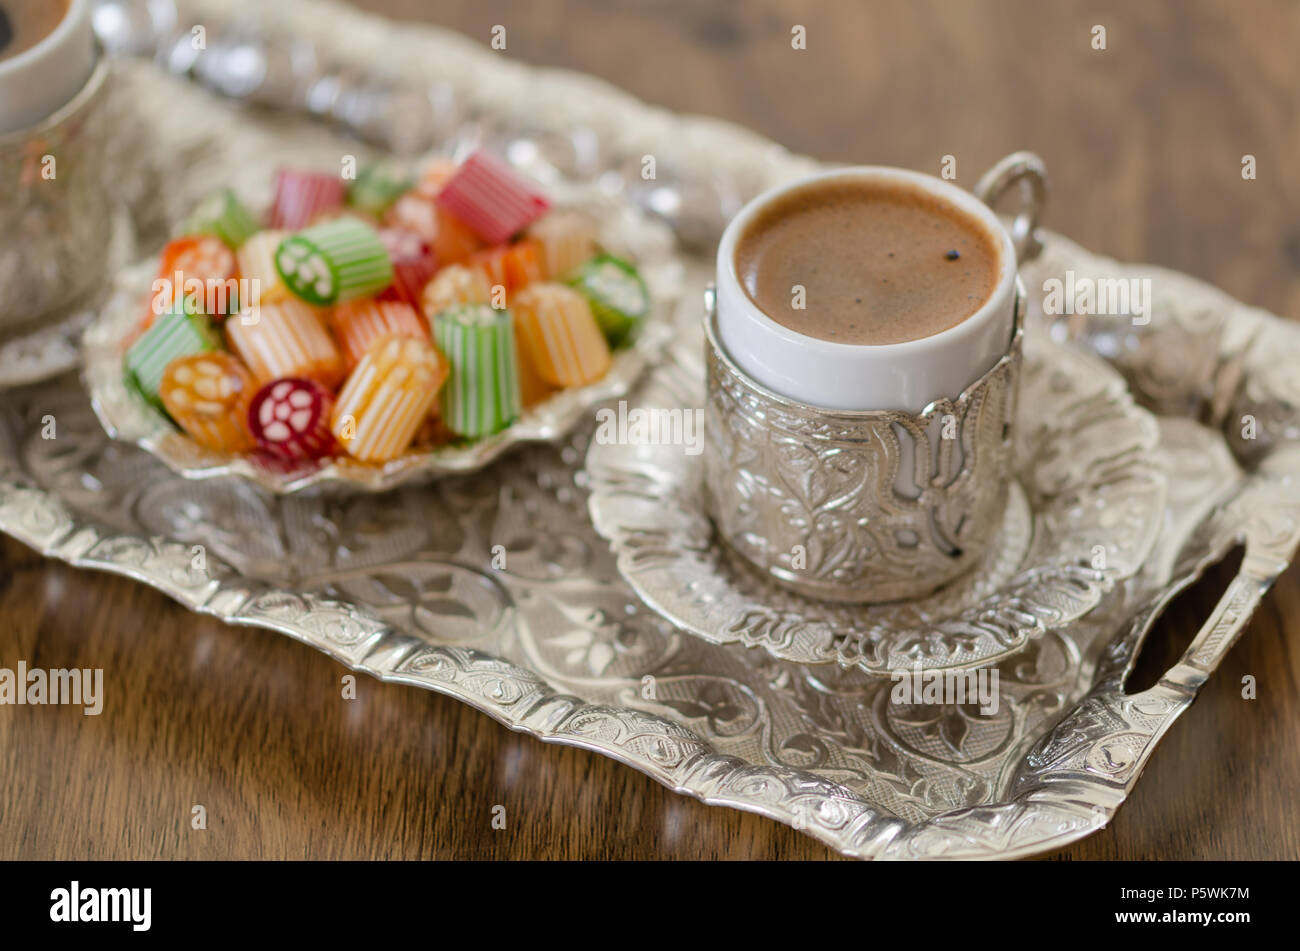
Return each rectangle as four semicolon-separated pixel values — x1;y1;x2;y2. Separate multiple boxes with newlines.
248;378;336;461
434;150;550;244
377;229;438;310
269;169;346;230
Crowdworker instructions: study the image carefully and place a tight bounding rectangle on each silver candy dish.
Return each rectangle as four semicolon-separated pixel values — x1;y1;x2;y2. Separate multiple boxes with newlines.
83;182;683;493
2;0;1299;859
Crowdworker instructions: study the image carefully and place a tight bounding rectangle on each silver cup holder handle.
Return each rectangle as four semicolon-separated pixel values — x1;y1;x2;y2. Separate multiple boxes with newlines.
975;151;1048;264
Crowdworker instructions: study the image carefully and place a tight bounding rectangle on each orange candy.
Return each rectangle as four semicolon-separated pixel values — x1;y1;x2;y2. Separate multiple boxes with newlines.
225;299;344;387
331;334;448;463
512;283;611;387
467;240;544;298
516;343;557;408
158;352;257;452
330;298;430;372
384;193;483;265
143;235;237;328
526;209;598;281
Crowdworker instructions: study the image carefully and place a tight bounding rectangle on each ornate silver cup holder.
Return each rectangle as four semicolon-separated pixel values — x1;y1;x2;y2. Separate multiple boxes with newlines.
2;0;1299;859
700;289;1028;605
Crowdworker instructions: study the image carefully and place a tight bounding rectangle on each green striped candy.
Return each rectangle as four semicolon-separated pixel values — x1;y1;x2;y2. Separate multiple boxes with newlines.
274;218;394;306
124;309;220;408
181;189;260;249
433;305;522;439
348;161;414;217
567;254;649;347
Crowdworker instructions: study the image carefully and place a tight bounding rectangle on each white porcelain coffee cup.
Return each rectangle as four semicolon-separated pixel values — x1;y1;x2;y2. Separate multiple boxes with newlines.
0;0;96;134
715;165;1020;412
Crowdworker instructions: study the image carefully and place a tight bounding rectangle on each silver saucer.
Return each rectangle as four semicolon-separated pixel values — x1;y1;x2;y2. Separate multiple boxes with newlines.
588;327;1168;673
82;182;684;493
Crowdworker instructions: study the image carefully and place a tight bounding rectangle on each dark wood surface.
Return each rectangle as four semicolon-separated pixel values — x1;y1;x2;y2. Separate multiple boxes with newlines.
2;0;1298;861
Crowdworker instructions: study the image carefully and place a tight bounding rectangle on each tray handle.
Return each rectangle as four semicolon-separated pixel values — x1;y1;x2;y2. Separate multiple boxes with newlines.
1075;482;1300;803
1148;480;1300;696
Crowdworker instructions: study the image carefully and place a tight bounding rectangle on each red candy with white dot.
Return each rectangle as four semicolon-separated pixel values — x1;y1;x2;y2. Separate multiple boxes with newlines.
248;378;336;461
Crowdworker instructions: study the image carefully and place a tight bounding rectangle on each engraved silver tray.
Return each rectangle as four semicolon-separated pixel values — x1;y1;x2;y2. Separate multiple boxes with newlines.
3;0;1300;859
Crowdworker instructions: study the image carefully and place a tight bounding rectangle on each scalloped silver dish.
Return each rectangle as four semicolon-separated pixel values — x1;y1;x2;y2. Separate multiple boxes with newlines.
83;182;683;493
587;329;1167;674
3;0;1300;860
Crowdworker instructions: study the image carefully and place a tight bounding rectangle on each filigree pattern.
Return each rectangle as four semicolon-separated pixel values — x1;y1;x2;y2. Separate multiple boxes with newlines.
704;309;1022;602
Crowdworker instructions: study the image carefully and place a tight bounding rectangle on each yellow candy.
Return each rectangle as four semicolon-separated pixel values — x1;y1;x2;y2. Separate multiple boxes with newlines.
525;209;598;281
235;230;291;308
512;283;611;387
331;334;448;463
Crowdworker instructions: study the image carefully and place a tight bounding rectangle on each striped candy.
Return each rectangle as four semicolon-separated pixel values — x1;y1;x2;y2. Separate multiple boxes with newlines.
225;299;344;387
435;150;551;244
125;309;220;407
377;228;438;310
159;353;257;452
385;192;482;265
248;378;336;461
467;239;544;297
275;218;394;306
420;265;492;323
348;160;414;218
147;235;238;323
512;283;611;387
181;189;259;249
330;298;430;372
236;231;291;308
433;304;521;438
567;254;649;346
526;209;598;281
269;168;346;230
331;335;447;463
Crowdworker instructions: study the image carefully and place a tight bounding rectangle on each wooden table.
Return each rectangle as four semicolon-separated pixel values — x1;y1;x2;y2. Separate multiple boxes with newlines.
2;0;1297;861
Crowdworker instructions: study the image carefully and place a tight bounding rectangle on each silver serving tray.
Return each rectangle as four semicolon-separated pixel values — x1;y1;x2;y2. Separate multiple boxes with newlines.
3;0;1300;859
